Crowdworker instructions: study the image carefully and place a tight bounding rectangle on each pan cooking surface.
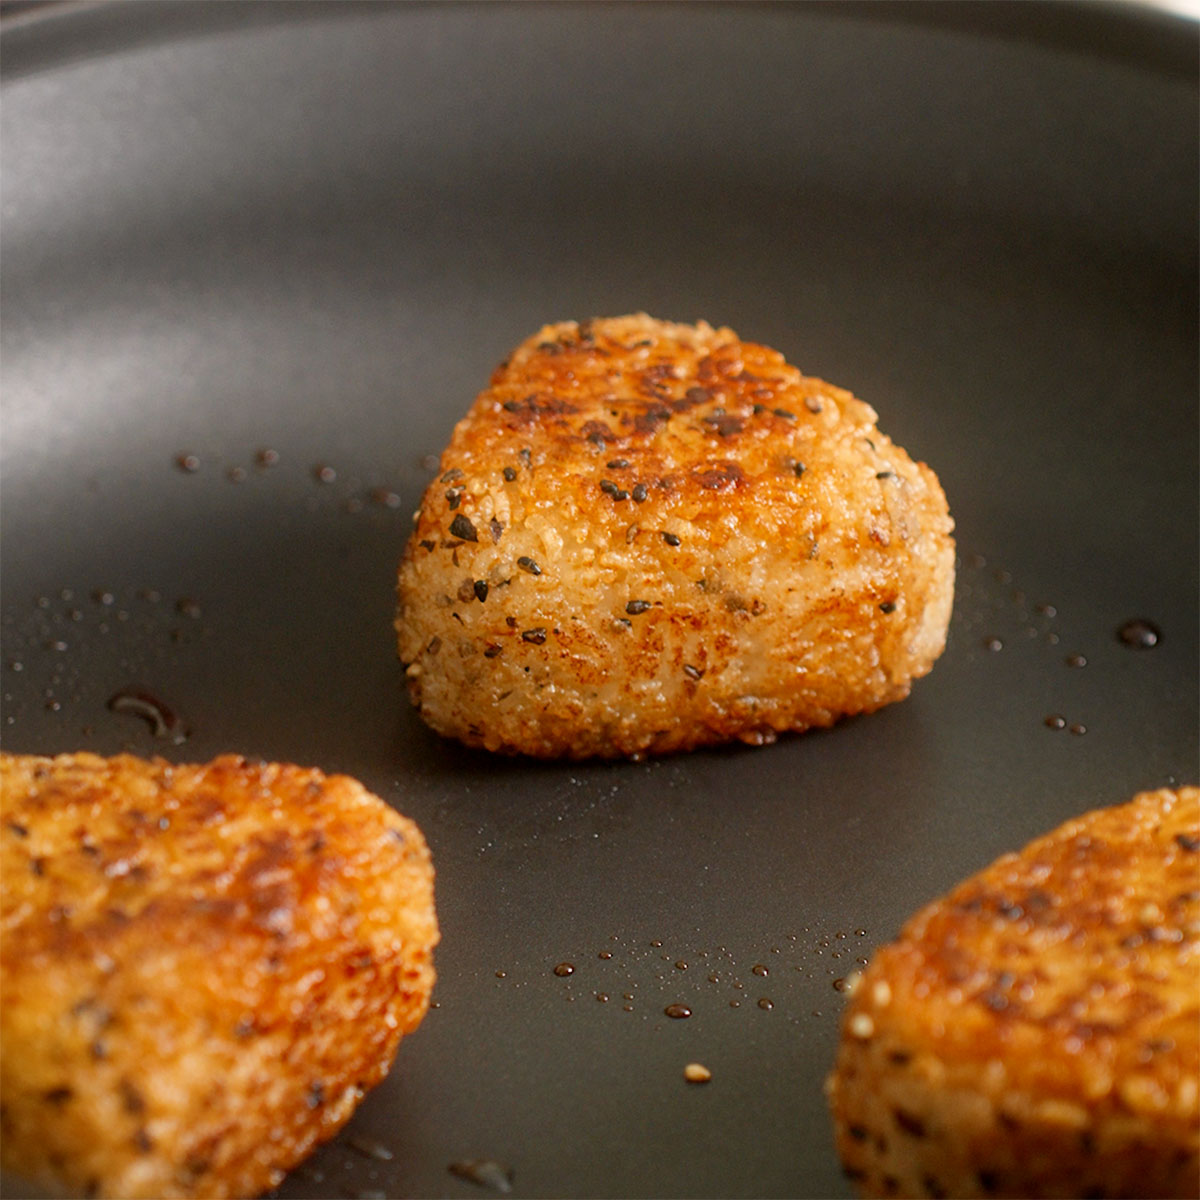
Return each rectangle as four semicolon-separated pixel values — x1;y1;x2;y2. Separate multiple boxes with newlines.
1;4;1196;1197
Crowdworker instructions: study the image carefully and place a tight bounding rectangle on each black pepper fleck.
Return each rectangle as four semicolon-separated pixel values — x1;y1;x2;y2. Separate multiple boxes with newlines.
631;483;648;502
521;628;547;644
625;600;651;615
879;601;896;614
1175;833;1200;853
449;514;478;542
662;531;681;546
607;458;630;469
473;580;489;602
502;466;517;482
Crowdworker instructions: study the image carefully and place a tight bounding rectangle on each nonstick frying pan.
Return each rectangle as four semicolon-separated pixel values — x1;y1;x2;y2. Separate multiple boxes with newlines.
2;3;1197;1197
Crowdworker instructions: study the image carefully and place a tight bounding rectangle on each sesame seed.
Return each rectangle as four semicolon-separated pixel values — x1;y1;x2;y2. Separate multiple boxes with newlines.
625;600;651;615
521;628;547;644
684;1063;712;1084
502;466;517;482
606;459;630;469
849;1013;875;1039
517;556;542;575
662;531;681;546
473;580;489;602
632;483;648;503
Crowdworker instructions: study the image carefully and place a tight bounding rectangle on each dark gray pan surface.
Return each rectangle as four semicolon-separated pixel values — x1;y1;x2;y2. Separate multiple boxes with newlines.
1;4;1197;1197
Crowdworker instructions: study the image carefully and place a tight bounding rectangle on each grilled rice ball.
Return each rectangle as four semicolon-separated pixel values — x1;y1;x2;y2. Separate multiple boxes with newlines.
826;786;1200;1199
396;314;954;758
0;751;438;1200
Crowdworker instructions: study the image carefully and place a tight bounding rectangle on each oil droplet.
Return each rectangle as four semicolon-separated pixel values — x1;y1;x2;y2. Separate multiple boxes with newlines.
1065;653;1087;668
664;1003;692;1019
1044;714;1066;730
344;497;364;513
729;999;740;1008
552;962;574;977
494;970;506;979
751;964;769;977
8;660;23;672
983;636;1003;652
1069;722;1087;736
757;998;774;1011
598;950;612;960
854;929;866;937
650;939;663;947
107;688;188;744
675;960;688;970
175;453;200;473
371;487;401;509
622;1004;634;1012
175;598;201;619
832;977;849;992
227;466;247;483
1117;618;1161;649
256;448;280;468
447;1159;513;1193
1035;603;1057;617
313;464;337;484
595;992;609;1003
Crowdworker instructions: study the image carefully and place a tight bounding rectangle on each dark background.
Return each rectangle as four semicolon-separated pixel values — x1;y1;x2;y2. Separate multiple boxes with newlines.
2;4;1197;1196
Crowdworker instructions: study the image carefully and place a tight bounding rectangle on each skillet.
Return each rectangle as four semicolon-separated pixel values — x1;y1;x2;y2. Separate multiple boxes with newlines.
1;3;1197;1197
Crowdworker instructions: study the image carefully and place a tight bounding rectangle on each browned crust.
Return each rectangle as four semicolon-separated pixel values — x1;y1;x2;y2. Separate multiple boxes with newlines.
827;786;1200;1198
396;314;955;758
0;752;438;1199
